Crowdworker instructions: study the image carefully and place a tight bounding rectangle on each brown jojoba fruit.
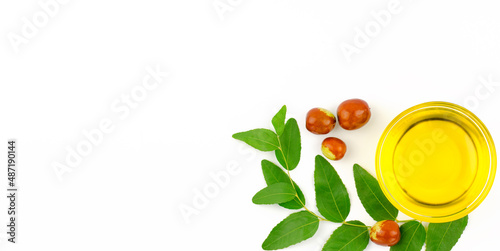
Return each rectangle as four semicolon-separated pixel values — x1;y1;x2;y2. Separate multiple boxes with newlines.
370;220;401;246
337;99;371;130
321;137;347;160
306;108;336;134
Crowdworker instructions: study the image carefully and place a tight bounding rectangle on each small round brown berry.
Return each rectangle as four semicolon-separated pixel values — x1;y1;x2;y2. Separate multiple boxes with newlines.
337;99;371;130
321;137;346;160
306;108;336;134
370;220;401;246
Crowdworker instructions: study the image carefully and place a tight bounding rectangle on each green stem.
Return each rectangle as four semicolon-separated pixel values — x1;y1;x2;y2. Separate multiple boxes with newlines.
342;221;371;229
276;136;324;220
276;137;328;223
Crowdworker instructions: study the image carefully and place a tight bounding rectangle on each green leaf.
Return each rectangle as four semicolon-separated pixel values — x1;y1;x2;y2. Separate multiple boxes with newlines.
391;221;426;251
314;155;350;223
262;211;320;250
353;164;398;221
261;160;306;209
322;220;369;251
272;105;287;135
426;215;468;251
252;183;296;205
275;118;301;171
232;129;280;151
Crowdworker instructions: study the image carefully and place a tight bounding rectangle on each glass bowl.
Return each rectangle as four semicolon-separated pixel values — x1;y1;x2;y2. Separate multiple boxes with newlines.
376;101;496;223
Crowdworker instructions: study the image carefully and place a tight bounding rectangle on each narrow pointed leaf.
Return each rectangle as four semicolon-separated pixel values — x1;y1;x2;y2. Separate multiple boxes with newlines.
322;220;369;251
426;215;468;251
252;183;296;205
261;160;305;209
262;211;320;250
353;164;398;221
272;105;287;135
232;129;279;151
391;221;426;251
314;155;350;222
275;118;301;171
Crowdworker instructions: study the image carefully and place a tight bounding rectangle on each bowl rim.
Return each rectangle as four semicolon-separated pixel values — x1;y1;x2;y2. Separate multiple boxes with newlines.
375;101;497;223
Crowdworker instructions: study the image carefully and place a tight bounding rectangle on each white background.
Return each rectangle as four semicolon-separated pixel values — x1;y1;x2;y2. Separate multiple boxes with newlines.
1;0;500;250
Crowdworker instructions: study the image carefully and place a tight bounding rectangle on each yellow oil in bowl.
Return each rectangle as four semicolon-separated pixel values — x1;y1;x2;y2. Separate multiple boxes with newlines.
376;102;496;223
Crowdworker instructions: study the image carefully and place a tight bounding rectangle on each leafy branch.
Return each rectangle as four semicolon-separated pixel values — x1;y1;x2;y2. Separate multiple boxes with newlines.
233;105;468;251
